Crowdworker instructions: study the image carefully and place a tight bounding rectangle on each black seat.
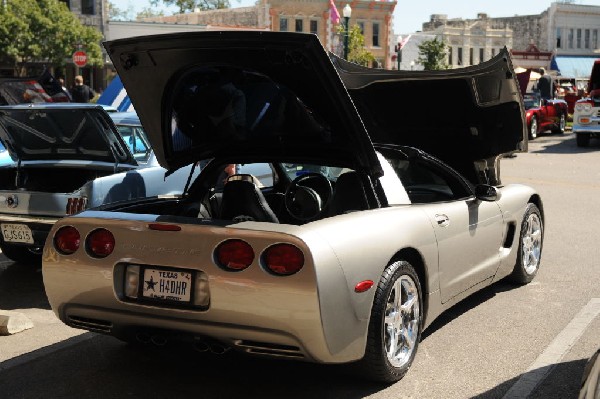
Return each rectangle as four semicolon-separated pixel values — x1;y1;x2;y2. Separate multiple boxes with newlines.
220;175;279;223
329;171;369;216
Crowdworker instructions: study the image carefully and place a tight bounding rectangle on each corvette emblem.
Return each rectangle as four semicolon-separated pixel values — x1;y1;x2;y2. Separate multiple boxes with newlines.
5;194;18;208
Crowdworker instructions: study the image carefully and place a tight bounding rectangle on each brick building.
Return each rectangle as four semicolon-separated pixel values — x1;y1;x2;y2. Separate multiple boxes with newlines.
142;0;397;69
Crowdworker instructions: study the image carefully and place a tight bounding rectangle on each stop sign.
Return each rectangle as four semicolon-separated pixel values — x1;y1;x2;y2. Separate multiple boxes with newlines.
72;50;87;67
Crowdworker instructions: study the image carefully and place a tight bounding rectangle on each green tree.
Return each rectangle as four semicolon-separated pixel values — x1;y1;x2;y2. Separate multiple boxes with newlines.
417;37;449;71
0;0;103;76
149;0;231;13
338;24;376;67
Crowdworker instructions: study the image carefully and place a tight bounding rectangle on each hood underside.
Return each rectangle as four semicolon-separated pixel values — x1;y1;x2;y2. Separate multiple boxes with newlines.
103;31;383;177
0;104;136;165
332;48;527;183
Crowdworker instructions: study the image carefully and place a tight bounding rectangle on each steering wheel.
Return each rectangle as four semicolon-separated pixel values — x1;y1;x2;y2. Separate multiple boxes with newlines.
284;173;333;221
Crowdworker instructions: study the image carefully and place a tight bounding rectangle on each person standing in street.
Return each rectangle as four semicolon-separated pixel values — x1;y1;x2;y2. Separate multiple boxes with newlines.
537;67;555;100
71;75;95;103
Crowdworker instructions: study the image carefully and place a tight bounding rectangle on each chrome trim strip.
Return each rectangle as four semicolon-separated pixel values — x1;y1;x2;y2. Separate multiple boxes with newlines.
0;214;60;225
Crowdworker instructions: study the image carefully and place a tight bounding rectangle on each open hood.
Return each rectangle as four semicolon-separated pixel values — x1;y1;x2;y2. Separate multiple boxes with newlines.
0;70;70;105
103;31;383;177
0;104;137;166
332;48;527;183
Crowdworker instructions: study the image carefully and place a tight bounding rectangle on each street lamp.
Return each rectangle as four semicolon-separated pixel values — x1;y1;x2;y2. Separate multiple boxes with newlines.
343;4;352;60
395;36;403;70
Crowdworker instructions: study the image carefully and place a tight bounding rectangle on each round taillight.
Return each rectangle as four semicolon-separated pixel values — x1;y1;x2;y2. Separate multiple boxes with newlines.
215;239;254;271
86;228;115;258
54;226;80;255
263;244;304;276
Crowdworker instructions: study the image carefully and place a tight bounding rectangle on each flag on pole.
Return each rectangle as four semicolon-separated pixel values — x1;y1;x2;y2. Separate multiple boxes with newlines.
330;0;340;24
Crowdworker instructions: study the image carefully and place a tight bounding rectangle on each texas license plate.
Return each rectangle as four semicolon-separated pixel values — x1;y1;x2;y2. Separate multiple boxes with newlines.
142;268;192;302
1;223;33;244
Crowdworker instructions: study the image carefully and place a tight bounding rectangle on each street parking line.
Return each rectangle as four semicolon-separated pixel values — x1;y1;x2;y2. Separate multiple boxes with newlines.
502;298;600;399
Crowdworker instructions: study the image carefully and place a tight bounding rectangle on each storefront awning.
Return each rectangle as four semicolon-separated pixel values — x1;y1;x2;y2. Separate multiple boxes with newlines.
551;55;599;78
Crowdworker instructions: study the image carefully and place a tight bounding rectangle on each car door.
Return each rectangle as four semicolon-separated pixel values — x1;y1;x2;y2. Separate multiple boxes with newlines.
389;151;504;303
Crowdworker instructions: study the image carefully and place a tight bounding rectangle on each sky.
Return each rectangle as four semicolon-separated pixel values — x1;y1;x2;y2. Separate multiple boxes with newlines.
111;0;600;34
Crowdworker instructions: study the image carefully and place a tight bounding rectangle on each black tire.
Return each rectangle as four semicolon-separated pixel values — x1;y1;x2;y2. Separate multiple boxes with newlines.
552;113;566;134
0;242;42;265
356;260;423;383
529;116;538;140
509;203;543;284
576;133;590;147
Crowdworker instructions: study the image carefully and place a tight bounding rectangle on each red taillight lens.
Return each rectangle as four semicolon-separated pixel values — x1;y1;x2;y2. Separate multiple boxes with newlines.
86;228;115;258
54;226;80;255
215;239;254;271
263;244;304;276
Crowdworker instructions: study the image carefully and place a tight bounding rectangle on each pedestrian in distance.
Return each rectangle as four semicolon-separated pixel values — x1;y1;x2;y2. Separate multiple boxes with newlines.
71;75;95;103
536;67;555;101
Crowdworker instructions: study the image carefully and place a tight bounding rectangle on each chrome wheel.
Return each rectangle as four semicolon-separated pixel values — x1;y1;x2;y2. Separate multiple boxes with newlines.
559;113;566;133
521;212;542;275
529;117;538;139
384;274;420;368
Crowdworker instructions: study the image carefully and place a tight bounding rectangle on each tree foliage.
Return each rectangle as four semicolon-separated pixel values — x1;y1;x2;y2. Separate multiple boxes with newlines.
0;0;103;75
149;0;231;13
337;24;376;67
417;37;450;71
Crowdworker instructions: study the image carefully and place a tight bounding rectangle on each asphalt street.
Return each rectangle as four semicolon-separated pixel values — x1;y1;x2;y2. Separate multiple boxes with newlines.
0;130;598;399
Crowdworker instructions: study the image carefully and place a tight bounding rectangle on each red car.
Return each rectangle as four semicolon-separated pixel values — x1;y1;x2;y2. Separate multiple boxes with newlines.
523;93;568;139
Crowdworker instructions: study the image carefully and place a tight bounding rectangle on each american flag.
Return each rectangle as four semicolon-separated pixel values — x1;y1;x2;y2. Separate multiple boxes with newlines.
330;0;340;24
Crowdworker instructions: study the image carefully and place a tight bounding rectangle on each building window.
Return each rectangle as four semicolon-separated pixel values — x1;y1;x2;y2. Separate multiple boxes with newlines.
556;28;562;48
279;18;288;32
295;19;304;33
81;0;94;15
469;48;473;66
491;48;496;57
58;0;70;9
448;47;453;65
457;47;463;65
310;20;318;35
568;29;574;48
585;29;590;49
372;22;380;47
593;29;599;49
577;29;582;48
357;22;365;35
479;48;484;63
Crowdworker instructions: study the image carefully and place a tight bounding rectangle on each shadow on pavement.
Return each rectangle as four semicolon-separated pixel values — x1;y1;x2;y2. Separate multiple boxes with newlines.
422;280;521;341
0;334;389;399
471;358;587;398
0;257;50;310
529;133;600;154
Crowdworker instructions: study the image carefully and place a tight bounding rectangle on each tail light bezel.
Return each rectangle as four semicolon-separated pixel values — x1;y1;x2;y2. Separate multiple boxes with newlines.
261;243;305;276
86;228;115;258
53;225;81;255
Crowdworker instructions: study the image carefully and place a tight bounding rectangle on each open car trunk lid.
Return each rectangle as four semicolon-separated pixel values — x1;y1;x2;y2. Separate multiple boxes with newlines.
103;31;383;177
332;48;527;185
0;104;137;166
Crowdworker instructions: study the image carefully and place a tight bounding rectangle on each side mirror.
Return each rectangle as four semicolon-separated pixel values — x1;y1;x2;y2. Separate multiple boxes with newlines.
475;184;499;202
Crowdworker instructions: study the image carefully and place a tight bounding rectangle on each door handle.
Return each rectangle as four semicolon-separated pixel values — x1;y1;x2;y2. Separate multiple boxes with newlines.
435;214;450;227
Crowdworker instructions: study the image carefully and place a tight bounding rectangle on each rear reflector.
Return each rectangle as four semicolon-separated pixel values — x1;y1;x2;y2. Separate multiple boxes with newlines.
263;244;304;276
354;280;374;293
86;229;115;258
54;226;80;255
215;239;254;271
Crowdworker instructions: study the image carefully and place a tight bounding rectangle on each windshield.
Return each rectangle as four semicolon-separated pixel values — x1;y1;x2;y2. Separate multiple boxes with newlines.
523;95;541;110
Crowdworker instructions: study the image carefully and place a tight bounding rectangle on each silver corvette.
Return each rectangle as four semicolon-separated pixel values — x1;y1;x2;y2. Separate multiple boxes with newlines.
42;32;544;383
